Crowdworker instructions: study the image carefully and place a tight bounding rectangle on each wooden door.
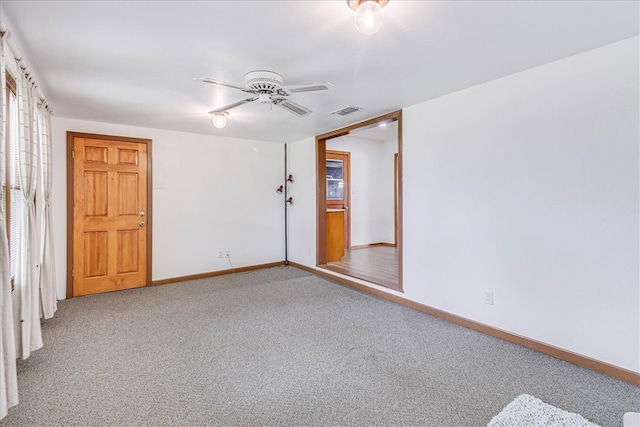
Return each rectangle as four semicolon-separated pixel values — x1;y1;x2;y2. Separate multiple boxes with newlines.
69;133;151;297
326;150;350;250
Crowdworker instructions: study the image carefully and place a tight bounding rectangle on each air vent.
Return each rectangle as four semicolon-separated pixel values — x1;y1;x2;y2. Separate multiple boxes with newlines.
331;106;361;116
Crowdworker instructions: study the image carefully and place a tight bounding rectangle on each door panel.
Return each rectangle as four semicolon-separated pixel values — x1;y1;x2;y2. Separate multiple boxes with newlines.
84;231;108;277
72;135;149;296
117;230;139;274
84;172;108;216
84;145;108;163
117;148;138;165
118;173;138;215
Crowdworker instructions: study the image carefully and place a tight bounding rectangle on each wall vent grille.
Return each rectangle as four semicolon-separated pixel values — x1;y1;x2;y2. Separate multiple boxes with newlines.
331;106;361;116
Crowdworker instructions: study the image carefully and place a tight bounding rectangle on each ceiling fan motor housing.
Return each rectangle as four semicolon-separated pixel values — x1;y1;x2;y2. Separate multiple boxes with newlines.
245;70;284;93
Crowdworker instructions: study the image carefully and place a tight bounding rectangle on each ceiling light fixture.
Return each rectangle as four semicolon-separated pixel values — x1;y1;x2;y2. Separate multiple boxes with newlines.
347;0;388;35
212;112;228;129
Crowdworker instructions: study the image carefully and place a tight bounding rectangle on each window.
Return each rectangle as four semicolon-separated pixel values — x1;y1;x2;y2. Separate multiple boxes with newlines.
4;73;22;280
326;159;344;200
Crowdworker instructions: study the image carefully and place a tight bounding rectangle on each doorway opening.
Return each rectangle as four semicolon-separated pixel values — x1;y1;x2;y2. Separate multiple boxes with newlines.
315;110;402;292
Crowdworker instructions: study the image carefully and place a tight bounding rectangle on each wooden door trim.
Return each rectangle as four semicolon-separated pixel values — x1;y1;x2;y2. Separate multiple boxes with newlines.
316;140;328;267
66;132;153;299
326;149;351;250
316;110;403;292
394;153;398;247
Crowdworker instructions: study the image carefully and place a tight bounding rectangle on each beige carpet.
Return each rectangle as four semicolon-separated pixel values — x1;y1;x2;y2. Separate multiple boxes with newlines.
1;266;638;426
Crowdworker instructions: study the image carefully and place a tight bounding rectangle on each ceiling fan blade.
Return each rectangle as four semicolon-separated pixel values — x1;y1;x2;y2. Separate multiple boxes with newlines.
281;81;333;93
208;97;258;114
196;77;253;93
275;99;312;117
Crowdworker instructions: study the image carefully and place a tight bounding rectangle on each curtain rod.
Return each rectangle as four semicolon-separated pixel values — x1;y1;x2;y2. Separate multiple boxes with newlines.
0;22;53;113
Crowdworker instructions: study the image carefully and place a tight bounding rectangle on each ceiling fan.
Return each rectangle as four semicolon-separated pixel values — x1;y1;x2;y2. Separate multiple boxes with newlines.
197;70;332;117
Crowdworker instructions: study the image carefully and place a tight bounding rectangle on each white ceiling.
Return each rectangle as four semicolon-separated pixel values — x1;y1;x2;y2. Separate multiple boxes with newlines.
2;1;638;143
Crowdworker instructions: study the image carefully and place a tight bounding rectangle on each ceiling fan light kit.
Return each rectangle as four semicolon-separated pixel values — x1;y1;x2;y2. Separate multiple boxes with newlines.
258;93;272;104
348;0;388;35
212;112;228;129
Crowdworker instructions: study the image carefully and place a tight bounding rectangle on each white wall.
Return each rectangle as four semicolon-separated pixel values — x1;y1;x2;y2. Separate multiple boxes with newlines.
327;136;395;246
51;118;286;299
289;36;640;373
286;138;317;267
380;137;397;243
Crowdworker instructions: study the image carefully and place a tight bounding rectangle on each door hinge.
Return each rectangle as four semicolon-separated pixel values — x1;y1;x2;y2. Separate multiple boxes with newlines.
71;150;74;159
71;269;74;277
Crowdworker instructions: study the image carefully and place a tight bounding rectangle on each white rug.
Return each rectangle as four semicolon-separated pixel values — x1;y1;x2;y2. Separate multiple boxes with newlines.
488;394;600;427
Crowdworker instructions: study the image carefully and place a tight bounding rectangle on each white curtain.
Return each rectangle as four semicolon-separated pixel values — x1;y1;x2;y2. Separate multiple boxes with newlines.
38;104;56;319
13;62;42;360
0;36;18;420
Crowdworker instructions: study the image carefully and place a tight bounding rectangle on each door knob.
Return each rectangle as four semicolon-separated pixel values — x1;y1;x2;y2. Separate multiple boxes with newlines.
139;211;145;217
139;221;145;227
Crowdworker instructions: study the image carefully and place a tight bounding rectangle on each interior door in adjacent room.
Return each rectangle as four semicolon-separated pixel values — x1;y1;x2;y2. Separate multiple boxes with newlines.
326;150;351;250
68;133;152;297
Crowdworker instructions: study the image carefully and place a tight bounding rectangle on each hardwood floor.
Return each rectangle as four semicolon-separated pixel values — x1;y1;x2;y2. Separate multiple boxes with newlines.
322;245;398;290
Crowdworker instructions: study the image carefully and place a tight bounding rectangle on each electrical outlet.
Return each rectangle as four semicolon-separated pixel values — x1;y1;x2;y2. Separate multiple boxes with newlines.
484;291;494;305
218;251;223;259
225;251;231;258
